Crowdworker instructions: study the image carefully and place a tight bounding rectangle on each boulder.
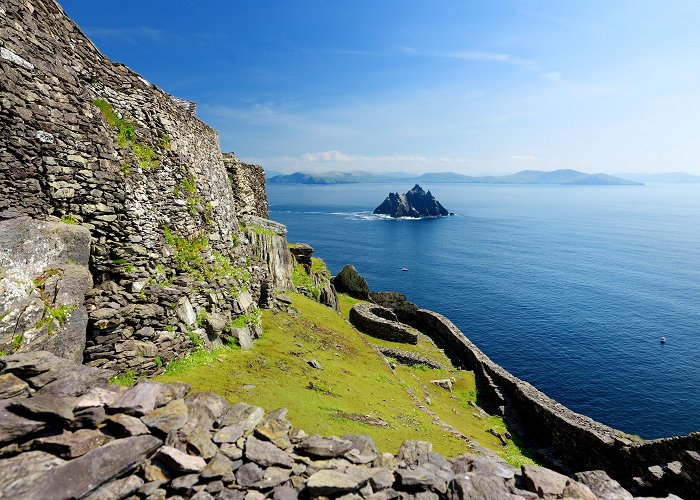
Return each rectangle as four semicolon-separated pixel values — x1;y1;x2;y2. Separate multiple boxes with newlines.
306;467;372;496
331;265;370;300
157;445;206;473
245;435;294;467
296;434;354;458
289;243;314;270
0;218;92;363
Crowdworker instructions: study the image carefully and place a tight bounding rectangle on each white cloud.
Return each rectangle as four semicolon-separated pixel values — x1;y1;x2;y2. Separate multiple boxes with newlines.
399;47;537;69
511;154;537;161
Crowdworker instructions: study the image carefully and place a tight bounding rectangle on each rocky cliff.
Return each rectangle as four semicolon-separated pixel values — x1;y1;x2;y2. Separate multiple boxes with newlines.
0;0;294;374
373;185;449;218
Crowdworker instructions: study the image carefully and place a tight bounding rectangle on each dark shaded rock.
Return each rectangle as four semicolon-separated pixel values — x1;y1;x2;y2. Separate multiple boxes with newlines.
106;413;150;437
72;406;108;428
562;479;597;500
306;467;371;496
11;393;76;422
34;429;109;458
289;243;313;269
37;364;112;397
18;435;161;499
331;265;370;300
306;358;323;370
373;185;449;218
0;351;67;380
141;398;189;434
245;435;294;467
297;434;354;458
255;408;292;449
110;381;163;416
236;462;265;487
157;445;206;473
84;475;144;500
0;372;30;399
573;470;634;500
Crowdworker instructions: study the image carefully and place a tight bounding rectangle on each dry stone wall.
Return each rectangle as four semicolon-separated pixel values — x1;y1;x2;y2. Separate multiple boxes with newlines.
0;0;294;373
0;351;648;500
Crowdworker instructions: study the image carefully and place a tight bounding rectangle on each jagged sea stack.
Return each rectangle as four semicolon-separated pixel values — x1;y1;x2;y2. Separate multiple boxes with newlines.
373;185;449;218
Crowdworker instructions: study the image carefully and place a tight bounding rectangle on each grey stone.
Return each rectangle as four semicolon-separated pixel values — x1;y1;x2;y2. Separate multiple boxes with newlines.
201;452;235;480
139;481;165;497
370;469;395;490
562;479;597;500
172;473;200;491
110;381;162;416
106;413;150;437
214;425;246;444
141;398;189;434
331;264;370;300
17;435;161;499
75;387;121;410
254;466;292;489
216;489;246;500
230;327;254;350
245;435;295;467
0;351;67;379
306;359;323;370
205;312;228;335
0;450;66;498
34;428;109;458
398;440;433;465
521;464;570;499
84;475;144;500
396;467;446;493
157;445;207;473
236;462;265;487
255;408;292;449
154;382;191;407
0;372;30;399
297;434;354;458
11;393;76;422
573;470;634;500
451;453;515;480
343;434;379;464
186;391;231;421
219;402;265;430
272;485;299;500
306;467;372;496
176;297;197;326
0;399;45;445
220;443;244;460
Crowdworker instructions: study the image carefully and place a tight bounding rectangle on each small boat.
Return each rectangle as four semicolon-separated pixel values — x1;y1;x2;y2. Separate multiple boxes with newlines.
401;267;409;272
660;336;667;344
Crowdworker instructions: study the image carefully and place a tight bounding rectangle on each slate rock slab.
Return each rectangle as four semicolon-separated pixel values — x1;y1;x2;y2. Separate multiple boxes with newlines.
141;398;189;434
297;434;354;458
110;381;162;416
157;445;207;473
245;435;294;467
0;400;47;445
34;428;109;458
0;372;30;399
17;435;161;500
306;467;371;496
0;450;66;498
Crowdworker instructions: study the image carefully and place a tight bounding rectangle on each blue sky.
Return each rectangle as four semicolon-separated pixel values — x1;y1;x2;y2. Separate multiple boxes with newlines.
60;1;700;175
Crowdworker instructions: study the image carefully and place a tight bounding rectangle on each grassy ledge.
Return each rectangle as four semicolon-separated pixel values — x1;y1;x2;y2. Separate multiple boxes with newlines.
157;292;534;466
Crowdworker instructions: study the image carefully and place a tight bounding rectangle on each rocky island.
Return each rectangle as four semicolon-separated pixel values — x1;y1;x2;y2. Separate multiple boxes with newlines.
373;185;450;218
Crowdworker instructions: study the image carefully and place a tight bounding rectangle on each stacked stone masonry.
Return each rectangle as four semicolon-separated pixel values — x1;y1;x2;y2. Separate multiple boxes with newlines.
349;303;419;345
0;351;669;500
0;0;294;374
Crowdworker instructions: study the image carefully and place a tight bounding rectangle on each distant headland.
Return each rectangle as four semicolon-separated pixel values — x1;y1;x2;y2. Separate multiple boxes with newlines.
267;168;643;186
374;184;450;218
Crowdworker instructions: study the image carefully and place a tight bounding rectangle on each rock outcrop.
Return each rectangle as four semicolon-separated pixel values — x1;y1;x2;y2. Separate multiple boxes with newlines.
331;264;370;300
373;185;449;218
289;244;340;312
0;351;648;500
0;217;92;362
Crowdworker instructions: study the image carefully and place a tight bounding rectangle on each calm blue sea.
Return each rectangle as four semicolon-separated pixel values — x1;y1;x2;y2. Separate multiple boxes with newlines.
267;183;700;439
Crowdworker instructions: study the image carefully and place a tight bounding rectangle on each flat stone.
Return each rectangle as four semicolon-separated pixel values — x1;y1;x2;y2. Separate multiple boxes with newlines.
201;452;234;480
141;398;188;434
157;445;207;473
154;382;191;407
236;462;264;487
245;435;294;467
0;400;45;445
306;467;372;496
72;406;108;428
176;297;197;326
451;454;515;480
38;364;111;397
214;425;246;444
398;440;433;465
18;435;161;499
521;464;570;499
75;387;121;410
219;402;265;431
306;359;323;370
370;469;395;491
171;473;200;491
84;475;144;500
297;434;354;458
0;450;66;498
106;413;150;437
255;408;292;449
110;381;162;416
186;425;219;459
396;466;445;493
562;479;597;500
11;393;76;422
254;466;291;489
0;351;67;379
573;470;634;500
220;443;244;460
0;373;30;399
186;391;231;421
272;485;299;500
34;428;109;458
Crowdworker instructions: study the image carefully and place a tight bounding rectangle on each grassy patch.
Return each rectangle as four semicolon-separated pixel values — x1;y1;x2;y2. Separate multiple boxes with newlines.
60;213;80;225
109;370;137;387
337;293;368;320
311;257;329;276
157;293;534;464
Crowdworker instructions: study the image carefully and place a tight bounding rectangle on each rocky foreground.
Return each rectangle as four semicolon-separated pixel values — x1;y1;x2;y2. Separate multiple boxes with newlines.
0;351;677;500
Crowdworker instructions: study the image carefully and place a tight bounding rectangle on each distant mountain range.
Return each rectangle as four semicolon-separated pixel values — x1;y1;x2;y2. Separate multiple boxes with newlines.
267;169;644;186
619;172;700;184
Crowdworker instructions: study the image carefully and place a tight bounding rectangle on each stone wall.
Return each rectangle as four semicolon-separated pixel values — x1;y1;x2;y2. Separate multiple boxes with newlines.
405;308;700;499
224;153;269;219
0;0;295;374
0;350;641;500
349;303;418;344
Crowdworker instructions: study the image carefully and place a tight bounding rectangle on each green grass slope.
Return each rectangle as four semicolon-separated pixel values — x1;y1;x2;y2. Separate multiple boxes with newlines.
157;293;534;466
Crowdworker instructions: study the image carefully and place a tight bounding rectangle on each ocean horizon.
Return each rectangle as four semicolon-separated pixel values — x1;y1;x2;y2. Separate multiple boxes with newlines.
268;182;700;440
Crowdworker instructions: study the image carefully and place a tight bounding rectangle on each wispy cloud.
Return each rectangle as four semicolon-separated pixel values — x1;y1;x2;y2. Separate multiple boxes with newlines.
399;47;537;69
511;155;537;161
85;26;231;46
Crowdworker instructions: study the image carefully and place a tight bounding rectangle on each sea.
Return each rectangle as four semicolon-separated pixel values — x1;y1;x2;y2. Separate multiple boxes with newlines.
266;182;700;440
